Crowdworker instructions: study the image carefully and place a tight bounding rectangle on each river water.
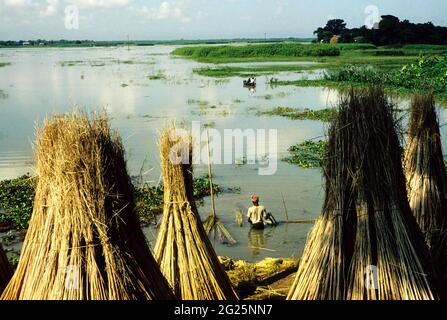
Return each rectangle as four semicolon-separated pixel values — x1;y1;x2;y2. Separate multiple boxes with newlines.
1;45;446;262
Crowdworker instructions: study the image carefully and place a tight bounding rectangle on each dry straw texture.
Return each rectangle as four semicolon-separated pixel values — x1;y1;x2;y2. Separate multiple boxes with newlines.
154;126;238;300
404;94;447;297
1;113;175;300
288;87;436;300
0;244;12;294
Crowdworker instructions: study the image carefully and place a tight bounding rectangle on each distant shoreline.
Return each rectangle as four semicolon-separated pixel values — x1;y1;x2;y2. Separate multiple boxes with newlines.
0;38;315;48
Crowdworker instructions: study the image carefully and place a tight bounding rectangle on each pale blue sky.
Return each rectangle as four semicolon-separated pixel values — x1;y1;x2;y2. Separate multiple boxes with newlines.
0;0;446;40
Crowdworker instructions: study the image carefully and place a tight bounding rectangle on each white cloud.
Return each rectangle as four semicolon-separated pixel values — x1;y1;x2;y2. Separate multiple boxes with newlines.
3;0;34;8
138;1;193;23
67;0;132;9
40;0;59;17
157;1;181;19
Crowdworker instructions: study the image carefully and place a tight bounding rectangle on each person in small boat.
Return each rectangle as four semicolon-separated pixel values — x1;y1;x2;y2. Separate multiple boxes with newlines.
250;76;256;85
245;76;256;85
247;194;270;229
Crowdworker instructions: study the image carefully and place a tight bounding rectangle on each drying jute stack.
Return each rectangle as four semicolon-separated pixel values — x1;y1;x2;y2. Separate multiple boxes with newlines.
0;244;12;295
154;126;238;300
404;93;447;297
1;112;175;300
287;87;437;300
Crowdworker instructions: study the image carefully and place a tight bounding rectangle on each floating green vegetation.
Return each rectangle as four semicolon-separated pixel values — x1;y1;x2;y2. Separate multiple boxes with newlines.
256;107;337;122
0;174;227;230
277;56;447;99
0;175;35;230
59;60;106;67
7;253;20;269
60;60;85;66
90;62;106;67
203;121;216;128
0;90;8;99
121;83;129;88
60;59;153;67
255;94;274;100
0;62;11;68
326;55;447;94
187;99;210;108
172;43;341;63
233;99;243;104
284;140;327;168
213;79;230;85
148;72;167;80
118;59;156;65
275;92;289;98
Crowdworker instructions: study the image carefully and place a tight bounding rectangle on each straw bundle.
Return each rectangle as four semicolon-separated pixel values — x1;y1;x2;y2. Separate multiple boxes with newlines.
404;94;447;296
288;87;436;300
0;244;12;294
1;113;175;300
404;94;447;247
154;126;238;300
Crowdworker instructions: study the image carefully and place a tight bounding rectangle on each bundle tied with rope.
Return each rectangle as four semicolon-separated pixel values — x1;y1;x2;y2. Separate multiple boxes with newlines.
154;126;238;300
404;93;447;297
1;112;175;300
287;87;437;300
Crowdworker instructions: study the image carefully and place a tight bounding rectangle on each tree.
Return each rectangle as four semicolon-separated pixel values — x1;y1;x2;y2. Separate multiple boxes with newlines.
313;14;447;46
325;19;347;35
377;15;401;44
314;19;347;42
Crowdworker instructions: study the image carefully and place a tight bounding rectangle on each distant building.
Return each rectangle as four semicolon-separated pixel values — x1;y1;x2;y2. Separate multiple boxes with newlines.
22;41;31;46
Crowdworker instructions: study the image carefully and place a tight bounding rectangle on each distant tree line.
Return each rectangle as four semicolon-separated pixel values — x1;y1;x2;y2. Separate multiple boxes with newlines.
314;15;447;45
0;37;315;48
0;39;95;47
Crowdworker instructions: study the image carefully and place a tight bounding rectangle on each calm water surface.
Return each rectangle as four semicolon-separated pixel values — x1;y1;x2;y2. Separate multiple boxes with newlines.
1;45;446;261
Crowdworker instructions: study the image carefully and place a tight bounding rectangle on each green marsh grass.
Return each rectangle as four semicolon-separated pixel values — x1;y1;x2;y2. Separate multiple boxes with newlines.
256;107;337;122
173;43;341;63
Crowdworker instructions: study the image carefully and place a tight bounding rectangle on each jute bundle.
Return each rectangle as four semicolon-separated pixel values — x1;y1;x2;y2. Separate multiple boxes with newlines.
288;87;436;300
404;93;447;297
0;244;12;294
154;126;238;300
1;113;175;300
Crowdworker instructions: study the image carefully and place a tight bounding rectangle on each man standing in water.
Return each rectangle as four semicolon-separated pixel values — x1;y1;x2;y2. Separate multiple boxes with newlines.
247;194;268;229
